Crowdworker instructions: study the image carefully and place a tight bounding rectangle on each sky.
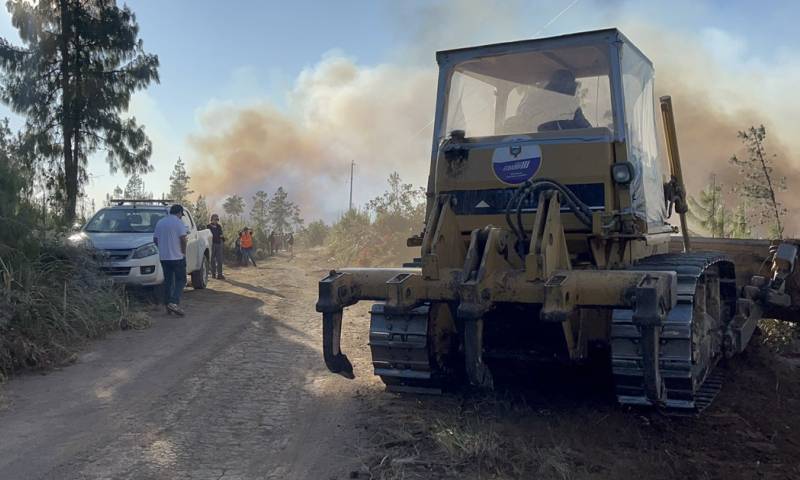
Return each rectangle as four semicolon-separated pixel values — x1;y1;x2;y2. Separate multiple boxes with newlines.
1;0;799;229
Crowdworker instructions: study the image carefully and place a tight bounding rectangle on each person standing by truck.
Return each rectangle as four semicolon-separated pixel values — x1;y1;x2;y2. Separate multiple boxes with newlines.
153;204;188;316
207;213;225;280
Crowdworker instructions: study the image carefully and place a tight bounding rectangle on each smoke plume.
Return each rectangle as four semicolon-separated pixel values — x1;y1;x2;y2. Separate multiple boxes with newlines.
189;57;435;221
187;2;799;235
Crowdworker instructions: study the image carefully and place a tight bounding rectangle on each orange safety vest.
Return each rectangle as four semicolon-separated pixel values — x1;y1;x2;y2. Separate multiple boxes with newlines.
240;230;253;249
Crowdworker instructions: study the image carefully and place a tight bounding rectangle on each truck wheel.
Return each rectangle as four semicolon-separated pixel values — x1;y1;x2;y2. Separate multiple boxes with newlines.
191;255;209;289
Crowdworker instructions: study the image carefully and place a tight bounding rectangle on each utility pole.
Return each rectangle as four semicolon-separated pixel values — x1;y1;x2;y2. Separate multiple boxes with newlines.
349;160;355;211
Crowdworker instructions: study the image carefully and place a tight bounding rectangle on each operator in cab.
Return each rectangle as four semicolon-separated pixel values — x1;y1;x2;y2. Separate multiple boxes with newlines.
503;68;591;134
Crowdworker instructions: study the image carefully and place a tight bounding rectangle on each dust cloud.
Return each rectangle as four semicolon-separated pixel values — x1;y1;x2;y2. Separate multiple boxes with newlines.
188;3;798;235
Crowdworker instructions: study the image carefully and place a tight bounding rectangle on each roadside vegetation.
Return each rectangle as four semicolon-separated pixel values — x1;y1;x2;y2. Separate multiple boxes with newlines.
0;1;158;381
325;172;425;267
0;129;144;382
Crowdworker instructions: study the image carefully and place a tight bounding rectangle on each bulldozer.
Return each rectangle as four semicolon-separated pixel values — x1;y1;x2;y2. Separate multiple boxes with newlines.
316;29;800;411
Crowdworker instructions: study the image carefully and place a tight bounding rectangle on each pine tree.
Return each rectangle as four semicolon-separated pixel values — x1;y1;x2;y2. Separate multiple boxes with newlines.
123;172;148;199
222;194;245;218
168;157;193;207
730;125;787;239
687;175;732;238
267;187;303;234
0;0;160;223
250;190;270;234
193;194;210;225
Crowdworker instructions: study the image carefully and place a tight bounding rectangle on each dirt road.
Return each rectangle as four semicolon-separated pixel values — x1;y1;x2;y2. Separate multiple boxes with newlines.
0;250;798;480
0;252;366;479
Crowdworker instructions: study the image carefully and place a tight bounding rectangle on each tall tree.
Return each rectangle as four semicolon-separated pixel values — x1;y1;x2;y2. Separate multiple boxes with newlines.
268;186;302;234
250;190;270;234
222;194;244;218
730;125;787;239
0;0;160;223
168;157;193;206
0;118;36;246
193;194;209;225
687;175;730;238
123;172;148;199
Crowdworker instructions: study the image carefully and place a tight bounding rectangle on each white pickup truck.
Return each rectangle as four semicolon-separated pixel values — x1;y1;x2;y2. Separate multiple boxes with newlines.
68;200;212;289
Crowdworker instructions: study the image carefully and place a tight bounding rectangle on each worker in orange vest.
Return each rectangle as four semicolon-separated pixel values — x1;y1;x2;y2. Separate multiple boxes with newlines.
239;227;257;267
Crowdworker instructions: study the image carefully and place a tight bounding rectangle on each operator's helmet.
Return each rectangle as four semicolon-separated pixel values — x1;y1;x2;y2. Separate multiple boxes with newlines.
544;69;578;96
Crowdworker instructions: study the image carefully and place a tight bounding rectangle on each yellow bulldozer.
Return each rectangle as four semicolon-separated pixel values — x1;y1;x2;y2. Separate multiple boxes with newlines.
316;29;799;411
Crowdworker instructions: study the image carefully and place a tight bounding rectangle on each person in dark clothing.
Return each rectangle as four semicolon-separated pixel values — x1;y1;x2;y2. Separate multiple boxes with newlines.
287;232;294;257
207;213;226;280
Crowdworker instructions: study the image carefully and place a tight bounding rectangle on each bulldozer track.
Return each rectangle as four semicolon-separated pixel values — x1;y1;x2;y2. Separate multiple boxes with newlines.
611;252;737;411
369;303;442;394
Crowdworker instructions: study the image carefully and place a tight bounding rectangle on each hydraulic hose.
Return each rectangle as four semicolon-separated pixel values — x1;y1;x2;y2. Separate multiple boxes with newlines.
505;178;594;256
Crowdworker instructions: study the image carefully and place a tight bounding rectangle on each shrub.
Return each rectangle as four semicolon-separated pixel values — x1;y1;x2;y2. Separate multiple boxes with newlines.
326;173;426;267
0;242;135;380
301;220;330;247
0;143;139;380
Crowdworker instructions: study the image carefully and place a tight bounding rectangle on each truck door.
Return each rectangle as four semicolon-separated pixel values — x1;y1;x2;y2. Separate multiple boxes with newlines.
182;211;199;272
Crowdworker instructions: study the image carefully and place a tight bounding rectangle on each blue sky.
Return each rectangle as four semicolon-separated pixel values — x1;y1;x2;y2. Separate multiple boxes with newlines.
1;0;798;222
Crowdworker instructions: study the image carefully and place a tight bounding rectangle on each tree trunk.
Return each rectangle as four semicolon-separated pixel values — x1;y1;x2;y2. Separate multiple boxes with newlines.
754;134;783;239
59;0;77;223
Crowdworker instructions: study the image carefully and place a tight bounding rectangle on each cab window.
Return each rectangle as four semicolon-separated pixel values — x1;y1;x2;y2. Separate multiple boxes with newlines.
445;44;613;138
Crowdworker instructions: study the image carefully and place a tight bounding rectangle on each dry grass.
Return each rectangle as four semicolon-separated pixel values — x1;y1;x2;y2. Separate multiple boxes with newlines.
356;394;578;480
0;242;148;381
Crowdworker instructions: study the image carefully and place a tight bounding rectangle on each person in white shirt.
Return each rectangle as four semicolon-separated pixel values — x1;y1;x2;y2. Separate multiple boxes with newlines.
153;204;189;316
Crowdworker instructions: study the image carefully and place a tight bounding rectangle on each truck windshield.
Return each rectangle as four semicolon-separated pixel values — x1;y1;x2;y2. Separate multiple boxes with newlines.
444;44;613;138
85;208;166;233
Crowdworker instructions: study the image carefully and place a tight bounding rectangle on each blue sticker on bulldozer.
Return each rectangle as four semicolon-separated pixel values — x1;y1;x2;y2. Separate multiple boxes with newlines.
492;143;542;184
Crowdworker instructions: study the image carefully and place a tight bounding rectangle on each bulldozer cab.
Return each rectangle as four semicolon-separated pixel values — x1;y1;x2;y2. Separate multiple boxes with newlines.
429;29;669;237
